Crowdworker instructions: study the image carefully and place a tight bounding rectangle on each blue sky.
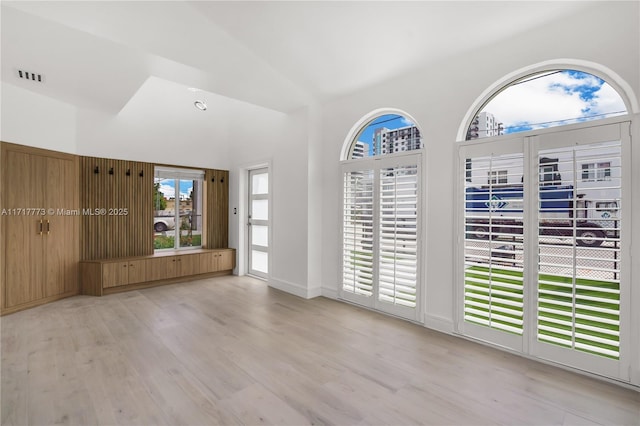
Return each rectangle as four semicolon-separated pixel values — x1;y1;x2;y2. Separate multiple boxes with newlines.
352;72;626;149
481;70;626;135
356;114;415;156
155;178;193;200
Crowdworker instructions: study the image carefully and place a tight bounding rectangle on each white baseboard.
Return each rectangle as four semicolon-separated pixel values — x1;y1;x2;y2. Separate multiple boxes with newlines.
307;286;322;299
268;277;320;299
423;313;455;334
321;286;338;299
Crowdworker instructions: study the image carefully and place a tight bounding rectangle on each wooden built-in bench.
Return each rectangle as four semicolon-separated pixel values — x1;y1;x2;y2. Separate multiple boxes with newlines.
80;248;235;296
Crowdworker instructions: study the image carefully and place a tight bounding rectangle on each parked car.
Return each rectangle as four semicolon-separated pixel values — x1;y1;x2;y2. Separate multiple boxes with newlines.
154;216;175;232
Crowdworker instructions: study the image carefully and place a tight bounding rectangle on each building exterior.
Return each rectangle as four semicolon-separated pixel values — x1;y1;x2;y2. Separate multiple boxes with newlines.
373;125;422;155
467;111;504;139
351;141;369;158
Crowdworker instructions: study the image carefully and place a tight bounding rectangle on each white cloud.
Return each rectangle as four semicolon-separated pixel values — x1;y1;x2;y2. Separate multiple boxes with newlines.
400;117;414;127
481;71;626;130
180;186;192;200
590;83;627;116
159;184;175;199
485;83;587;128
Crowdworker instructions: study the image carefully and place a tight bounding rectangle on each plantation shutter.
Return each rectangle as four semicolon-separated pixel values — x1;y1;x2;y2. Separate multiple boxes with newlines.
379;165;418;308
537;141;622;359
341;153;421;321
342;170;374;296
463;152;525;335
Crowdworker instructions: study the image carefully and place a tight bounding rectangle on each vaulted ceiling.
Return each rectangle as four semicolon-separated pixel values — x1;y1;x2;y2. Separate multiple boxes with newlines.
2;1;596;114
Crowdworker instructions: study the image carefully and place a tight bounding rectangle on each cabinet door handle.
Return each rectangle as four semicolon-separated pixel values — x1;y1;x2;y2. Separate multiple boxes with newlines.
46;219;50;235
38;220;43;236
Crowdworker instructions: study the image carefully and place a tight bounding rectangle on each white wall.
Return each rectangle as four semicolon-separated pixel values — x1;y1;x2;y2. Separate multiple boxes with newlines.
1;82;77;153
318;2;640;334
227;102;311;298
306;103;324;298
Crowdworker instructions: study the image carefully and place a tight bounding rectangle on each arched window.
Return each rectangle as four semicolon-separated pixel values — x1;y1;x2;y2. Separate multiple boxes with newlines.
341;110;423;321
466;69;628;140
346;113;422;159
457;63;634;381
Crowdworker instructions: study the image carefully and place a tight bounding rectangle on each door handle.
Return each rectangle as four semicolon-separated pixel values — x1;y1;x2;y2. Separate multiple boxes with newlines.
38;220;43;236
46;219;50;235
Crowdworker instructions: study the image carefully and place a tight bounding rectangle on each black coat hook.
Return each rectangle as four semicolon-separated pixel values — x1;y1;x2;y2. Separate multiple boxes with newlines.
109;167;114;175
220;176;224;183
211;177;215;182
139;170;144;177
94;166;99;174
126;169;131;176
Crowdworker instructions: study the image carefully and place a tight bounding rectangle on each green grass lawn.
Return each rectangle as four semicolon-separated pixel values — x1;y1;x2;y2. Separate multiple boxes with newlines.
465;265;620;359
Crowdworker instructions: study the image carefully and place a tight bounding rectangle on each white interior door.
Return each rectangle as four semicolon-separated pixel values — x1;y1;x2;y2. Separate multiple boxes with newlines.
341;154;421;321
248;168;269;279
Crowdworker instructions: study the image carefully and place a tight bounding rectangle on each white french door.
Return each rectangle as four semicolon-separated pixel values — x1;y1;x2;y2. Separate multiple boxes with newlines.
248;168;269;279
457;121;631;381
341;153;421;321
459;136;526;352
530;123;630;379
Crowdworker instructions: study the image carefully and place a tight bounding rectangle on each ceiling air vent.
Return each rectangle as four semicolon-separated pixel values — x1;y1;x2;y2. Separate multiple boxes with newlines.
17;69;44;83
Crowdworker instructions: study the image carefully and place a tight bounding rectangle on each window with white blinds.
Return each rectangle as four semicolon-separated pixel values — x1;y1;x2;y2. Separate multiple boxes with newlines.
342;155;421;320
464;153;525;334
379;166;418;308
343;170;374;296
537;141;622;359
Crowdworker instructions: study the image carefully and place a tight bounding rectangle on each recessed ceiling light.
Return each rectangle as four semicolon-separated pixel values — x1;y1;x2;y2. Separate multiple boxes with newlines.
194;100;207;111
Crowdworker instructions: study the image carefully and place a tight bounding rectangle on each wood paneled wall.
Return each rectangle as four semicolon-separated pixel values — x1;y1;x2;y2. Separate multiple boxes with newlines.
205;169;229;248
80;156;154;260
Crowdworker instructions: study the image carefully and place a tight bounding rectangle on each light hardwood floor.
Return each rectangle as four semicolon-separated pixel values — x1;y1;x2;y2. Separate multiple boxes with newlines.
2;276;638;425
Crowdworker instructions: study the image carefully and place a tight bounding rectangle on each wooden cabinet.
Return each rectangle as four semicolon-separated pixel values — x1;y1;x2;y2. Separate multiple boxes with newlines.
102;260;146;288
103;262;129;288
218;250;235;271
145;257;176;282
199;249;235;273
127;260;146;284
81;249;234;296
146;254;200;280
199;251;217;273
1;143;79;313
176;254;200;277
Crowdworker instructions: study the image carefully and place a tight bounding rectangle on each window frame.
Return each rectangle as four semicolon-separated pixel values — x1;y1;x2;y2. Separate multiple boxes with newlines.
344;115;423;161
153;166;205;251
456;61;636;144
